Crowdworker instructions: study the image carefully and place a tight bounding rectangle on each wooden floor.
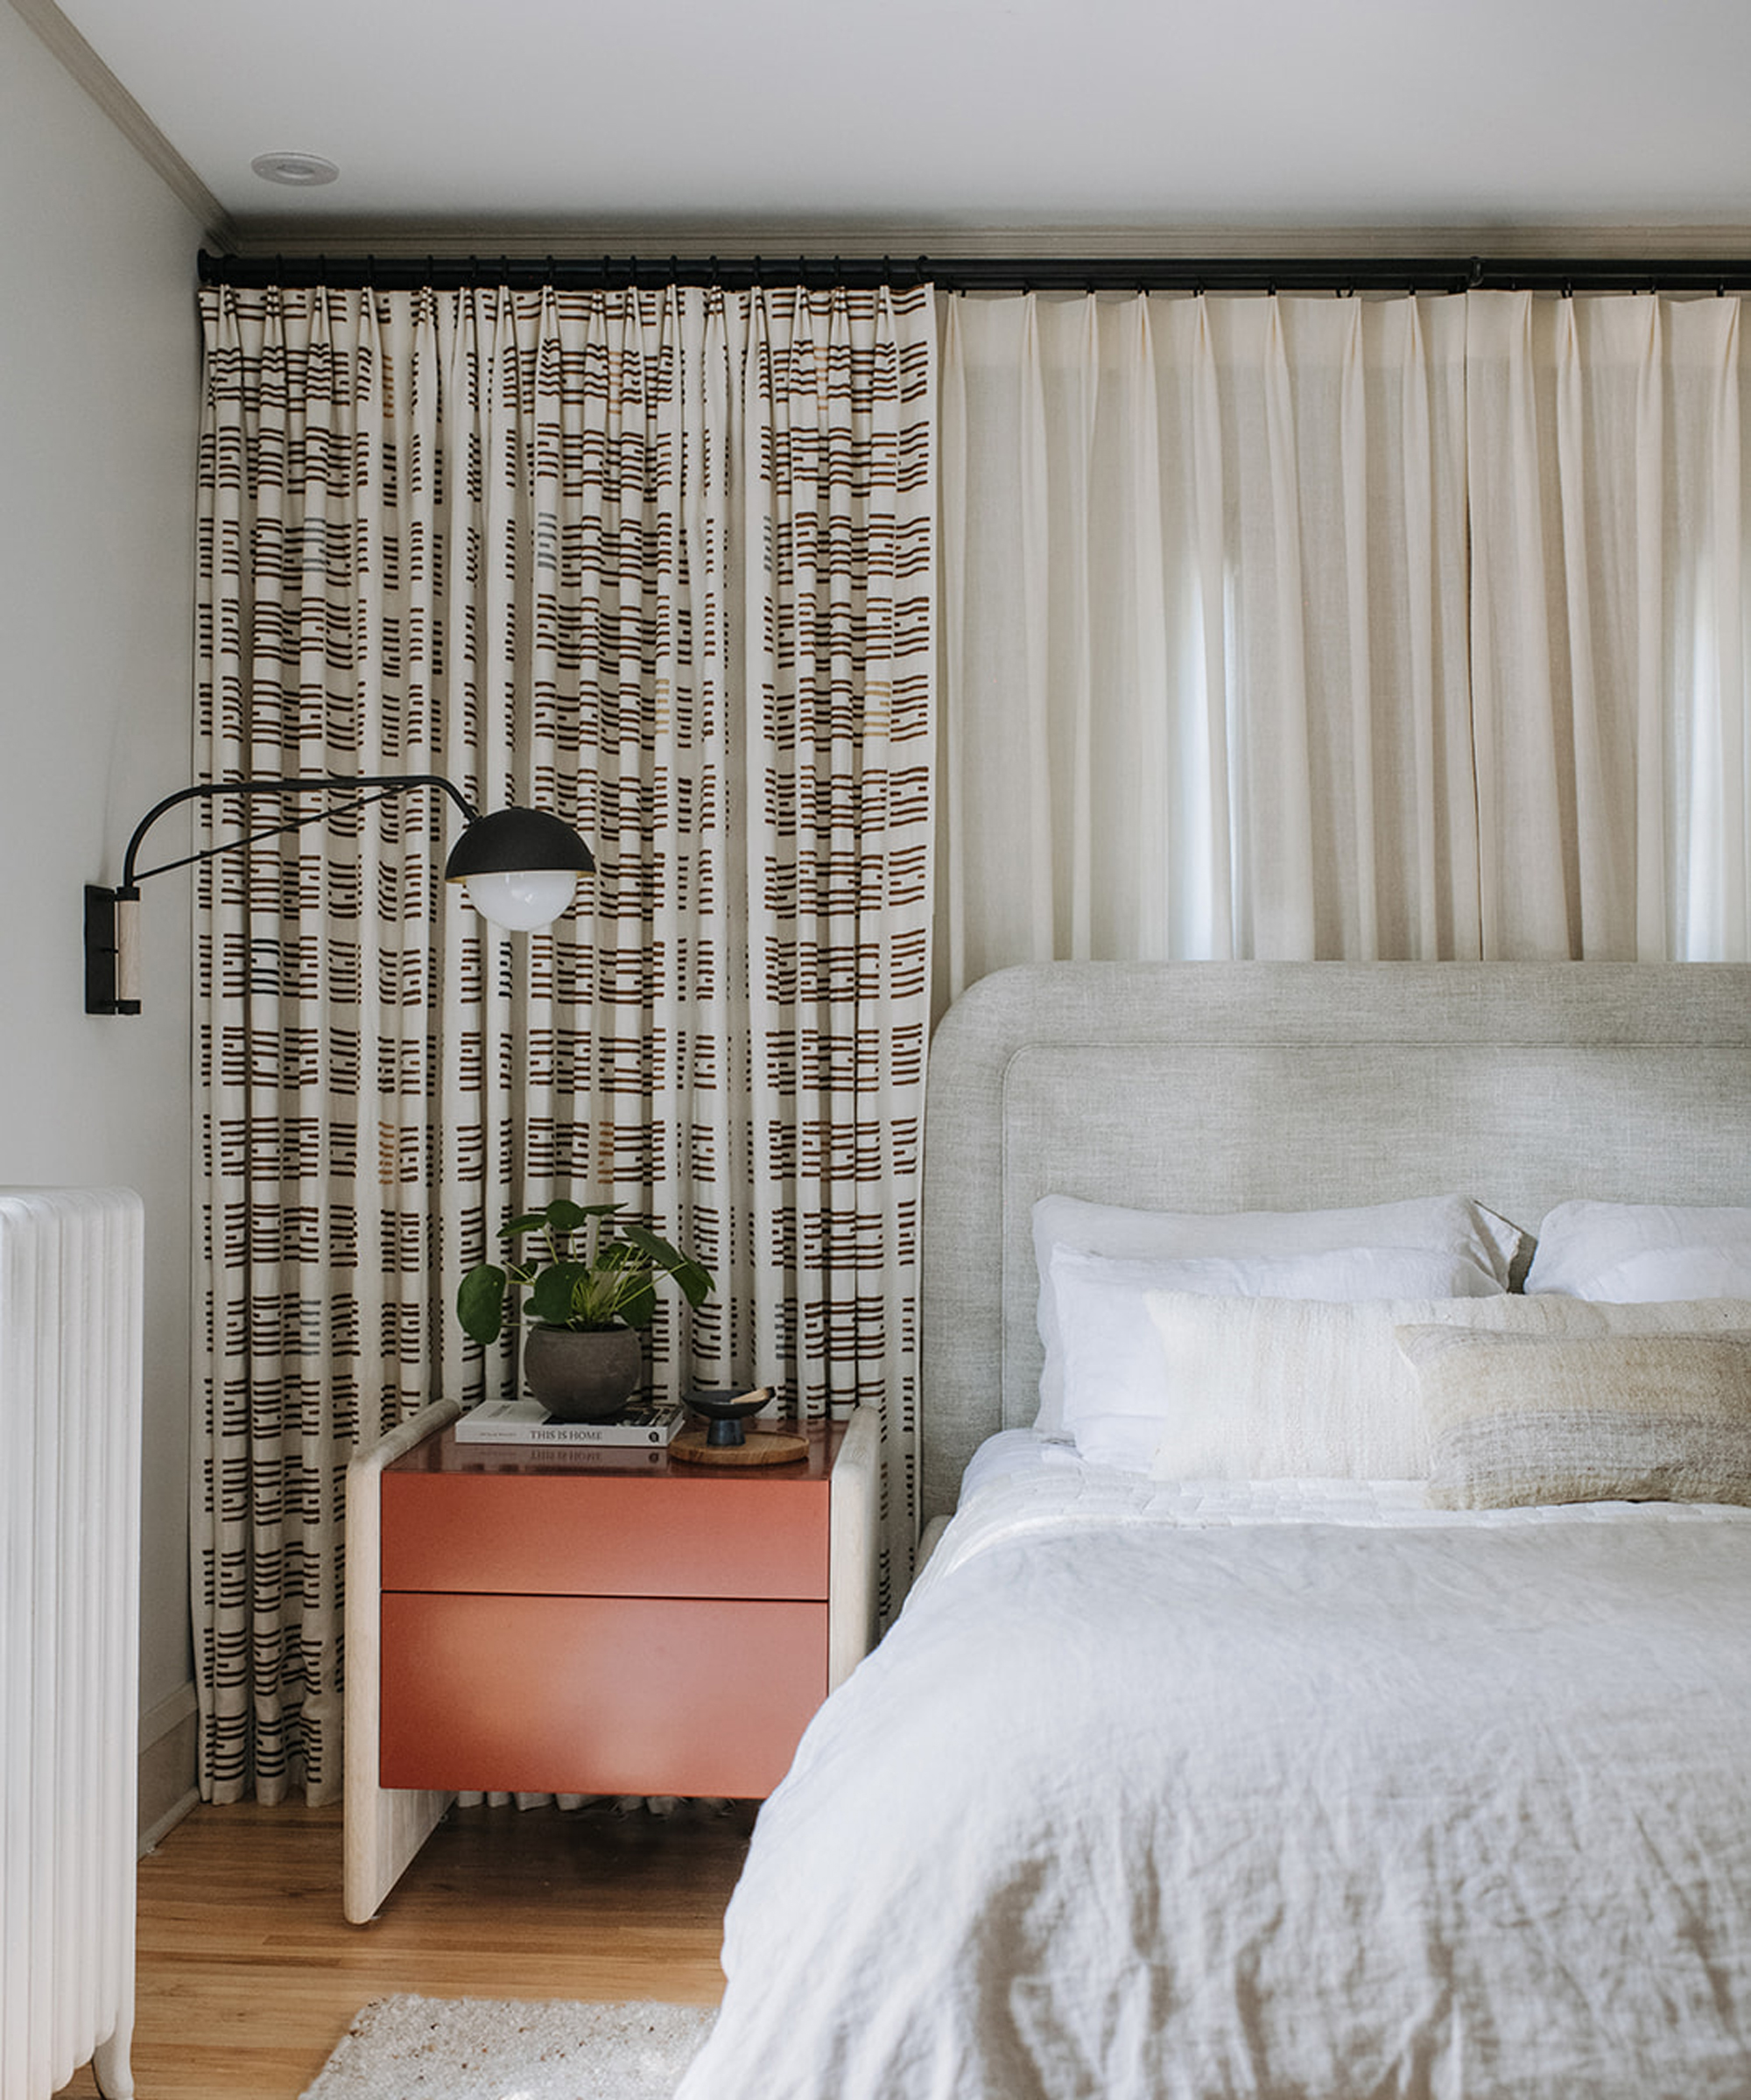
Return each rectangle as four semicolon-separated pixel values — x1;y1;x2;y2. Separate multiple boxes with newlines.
53;1795;756;2100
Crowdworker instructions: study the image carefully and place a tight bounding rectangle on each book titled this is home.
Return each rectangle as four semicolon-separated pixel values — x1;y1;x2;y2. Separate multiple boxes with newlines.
454;1397;685;1447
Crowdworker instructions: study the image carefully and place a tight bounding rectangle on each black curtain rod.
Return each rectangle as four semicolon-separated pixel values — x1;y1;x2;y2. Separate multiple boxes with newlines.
199;250;1751;296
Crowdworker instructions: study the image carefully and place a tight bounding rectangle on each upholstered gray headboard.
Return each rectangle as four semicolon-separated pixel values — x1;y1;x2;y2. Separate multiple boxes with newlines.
918;961;1751;1519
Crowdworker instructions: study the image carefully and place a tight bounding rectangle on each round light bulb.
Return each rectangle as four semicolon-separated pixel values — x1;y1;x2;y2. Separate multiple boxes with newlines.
463;868;578;931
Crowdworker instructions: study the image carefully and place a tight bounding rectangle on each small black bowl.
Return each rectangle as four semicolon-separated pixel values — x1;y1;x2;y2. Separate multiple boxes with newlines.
685;1387;775;1448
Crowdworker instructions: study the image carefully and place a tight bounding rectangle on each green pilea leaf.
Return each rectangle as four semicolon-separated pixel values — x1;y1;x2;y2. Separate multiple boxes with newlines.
529;1262;589;1326
455;1264;509;1345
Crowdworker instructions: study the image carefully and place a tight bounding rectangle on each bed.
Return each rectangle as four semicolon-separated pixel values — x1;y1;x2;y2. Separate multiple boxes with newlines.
676;961;1751;2099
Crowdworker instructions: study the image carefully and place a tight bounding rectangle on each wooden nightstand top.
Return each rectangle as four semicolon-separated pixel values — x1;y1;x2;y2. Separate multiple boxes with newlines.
386;1413;847;1484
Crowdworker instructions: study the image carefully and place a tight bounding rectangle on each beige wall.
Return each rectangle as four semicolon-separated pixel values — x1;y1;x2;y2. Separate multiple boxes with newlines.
0;1;206;1837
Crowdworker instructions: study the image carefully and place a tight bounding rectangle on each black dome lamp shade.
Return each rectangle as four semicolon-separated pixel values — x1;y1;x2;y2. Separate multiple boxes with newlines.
443;805;596;931
85;774;594;1014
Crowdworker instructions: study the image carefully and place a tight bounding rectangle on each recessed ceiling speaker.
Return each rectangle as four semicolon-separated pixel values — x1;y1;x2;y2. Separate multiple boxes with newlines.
250;151;341;186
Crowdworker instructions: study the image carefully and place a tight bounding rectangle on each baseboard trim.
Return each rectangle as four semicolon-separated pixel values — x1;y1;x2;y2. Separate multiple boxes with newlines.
137;1680;199;1851
139;1783;200;1855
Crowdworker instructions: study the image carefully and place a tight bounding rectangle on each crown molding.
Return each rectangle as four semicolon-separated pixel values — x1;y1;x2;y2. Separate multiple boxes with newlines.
11;0;238;249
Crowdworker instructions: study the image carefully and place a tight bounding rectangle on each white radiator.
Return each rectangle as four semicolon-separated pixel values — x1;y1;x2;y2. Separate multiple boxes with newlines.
0;1188;143;2100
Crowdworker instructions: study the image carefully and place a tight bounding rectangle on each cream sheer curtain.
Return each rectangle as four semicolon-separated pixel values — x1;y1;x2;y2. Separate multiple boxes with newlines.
939;287;1751;998
193;281;933;1802
1466;291;1748;959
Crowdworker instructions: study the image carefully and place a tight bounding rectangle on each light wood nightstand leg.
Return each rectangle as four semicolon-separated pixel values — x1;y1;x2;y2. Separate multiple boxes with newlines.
828;1406;882;1689
343;1398;463;1922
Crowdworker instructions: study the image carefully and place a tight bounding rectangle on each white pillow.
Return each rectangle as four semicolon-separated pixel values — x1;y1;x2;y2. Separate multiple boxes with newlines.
1090;1291;1751;1483
1052;1243;1505;1459
1033;1192;1532;1436
1525;1200;1751;1301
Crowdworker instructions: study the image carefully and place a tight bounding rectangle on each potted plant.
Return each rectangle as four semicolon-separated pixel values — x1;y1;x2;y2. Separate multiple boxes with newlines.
457;1197;714;1421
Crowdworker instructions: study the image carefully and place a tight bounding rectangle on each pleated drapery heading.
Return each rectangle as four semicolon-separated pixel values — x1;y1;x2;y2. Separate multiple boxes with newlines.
197;250;1751;297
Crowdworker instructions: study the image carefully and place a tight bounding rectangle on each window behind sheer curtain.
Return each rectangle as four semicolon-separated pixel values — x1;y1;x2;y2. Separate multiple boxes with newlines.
939;287;1751;1007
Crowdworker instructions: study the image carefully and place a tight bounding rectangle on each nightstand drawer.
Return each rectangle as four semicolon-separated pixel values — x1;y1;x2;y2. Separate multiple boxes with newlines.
378;1592;828;1798
380;1470;830;1599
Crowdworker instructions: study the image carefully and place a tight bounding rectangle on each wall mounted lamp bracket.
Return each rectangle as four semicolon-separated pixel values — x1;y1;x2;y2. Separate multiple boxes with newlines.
85;773;593;1015
84;883;141;1015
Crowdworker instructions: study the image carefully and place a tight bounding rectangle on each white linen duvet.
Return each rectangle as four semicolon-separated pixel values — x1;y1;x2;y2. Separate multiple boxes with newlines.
677;1436;1751;2100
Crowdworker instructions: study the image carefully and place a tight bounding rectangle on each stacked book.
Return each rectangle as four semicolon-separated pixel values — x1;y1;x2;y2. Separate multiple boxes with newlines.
454;1396;686;1447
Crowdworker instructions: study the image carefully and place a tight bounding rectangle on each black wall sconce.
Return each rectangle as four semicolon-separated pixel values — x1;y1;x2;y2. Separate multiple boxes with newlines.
85;773;594;1015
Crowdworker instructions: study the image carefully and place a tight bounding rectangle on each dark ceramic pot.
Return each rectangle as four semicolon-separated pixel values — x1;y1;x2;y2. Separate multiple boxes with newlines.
522;1324;643;1421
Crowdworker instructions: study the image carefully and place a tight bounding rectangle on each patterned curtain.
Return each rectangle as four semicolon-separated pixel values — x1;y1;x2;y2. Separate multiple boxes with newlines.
193;280;935;1802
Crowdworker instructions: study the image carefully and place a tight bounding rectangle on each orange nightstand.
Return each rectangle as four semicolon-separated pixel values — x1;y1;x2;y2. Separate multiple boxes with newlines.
342;1401;881;1921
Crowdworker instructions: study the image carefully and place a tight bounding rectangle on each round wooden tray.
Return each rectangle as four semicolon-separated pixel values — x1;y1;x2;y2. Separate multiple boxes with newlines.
668;1425;809;1467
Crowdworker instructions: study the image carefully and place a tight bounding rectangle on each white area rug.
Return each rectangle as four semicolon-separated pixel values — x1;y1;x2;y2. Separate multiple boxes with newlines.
299;1994;715;2100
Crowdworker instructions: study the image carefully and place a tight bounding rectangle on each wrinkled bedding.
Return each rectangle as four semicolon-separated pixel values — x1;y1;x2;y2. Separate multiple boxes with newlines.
677;1436;1751;2100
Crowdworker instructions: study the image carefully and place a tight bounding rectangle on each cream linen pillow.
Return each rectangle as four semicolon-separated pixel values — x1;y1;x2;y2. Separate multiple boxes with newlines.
1119;1291;1751;1484
1033;1192;1532;1436
1398;1324;1751;1509
1053;1244;1506;1457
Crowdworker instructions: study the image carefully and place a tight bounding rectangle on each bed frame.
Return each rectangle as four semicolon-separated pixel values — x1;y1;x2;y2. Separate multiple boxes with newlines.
918;961;1751;1521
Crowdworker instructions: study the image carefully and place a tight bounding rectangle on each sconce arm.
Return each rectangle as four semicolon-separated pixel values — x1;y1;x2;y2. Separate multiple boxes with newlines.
88;772;487;1016
118;773;482;889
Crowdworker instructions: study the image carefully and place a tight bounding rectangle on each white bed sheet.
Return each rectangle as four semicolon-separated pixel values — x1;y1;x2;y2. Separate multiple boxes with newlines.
918;1429;1751;1593
679;1432;1751;2100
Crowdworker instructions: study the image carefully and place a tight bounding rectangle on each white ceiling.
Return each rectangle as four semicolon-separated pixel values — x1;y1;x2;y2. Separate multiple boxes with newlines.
35;0;1751;251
